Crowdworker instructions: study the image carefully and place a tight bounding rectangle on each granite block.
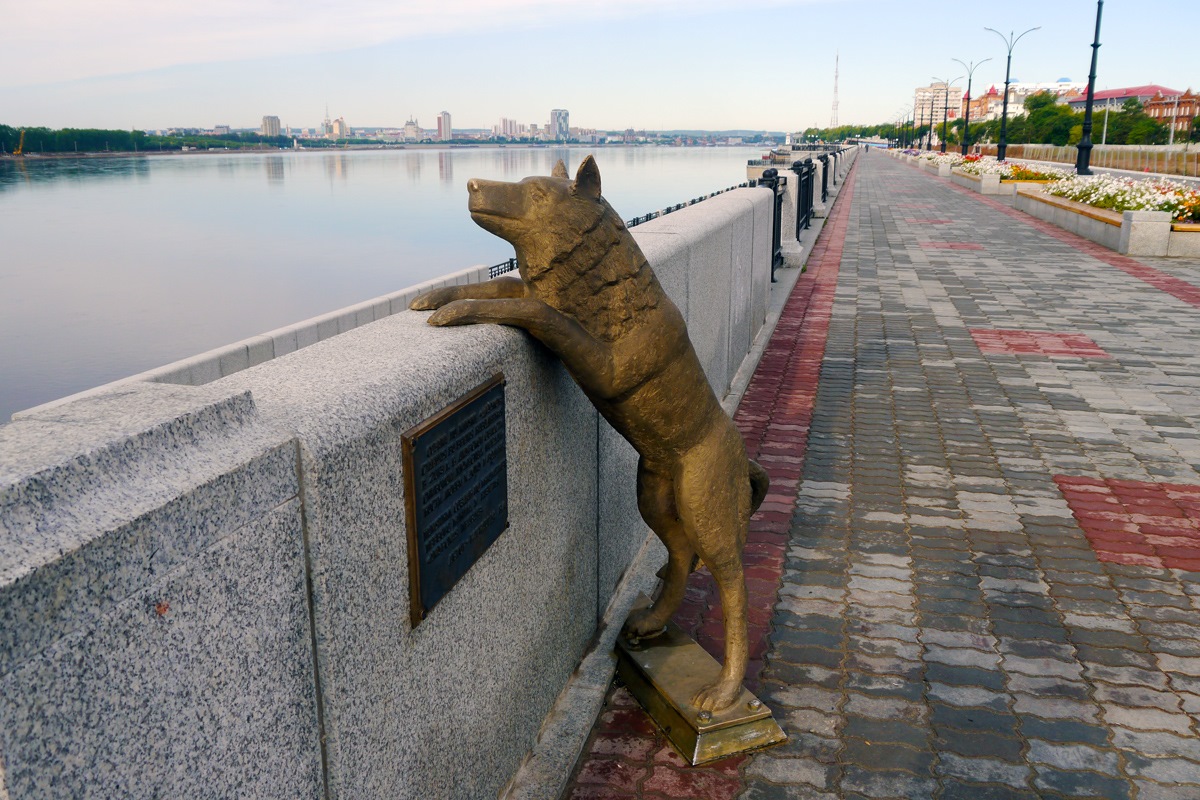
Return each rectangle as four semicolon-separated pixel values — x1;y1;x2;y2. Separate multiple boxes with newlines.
370;297;391;321
315;311;341;342
0;500;321;800
337;305;362;334
646;193;742;396
0;383;319;798
748;188;772;356
218;342;251;377
1168;229;1200;257
222;312;602;799
632;227;691;324
269;324;301;357
1119;210;1171;256
245;334;276;368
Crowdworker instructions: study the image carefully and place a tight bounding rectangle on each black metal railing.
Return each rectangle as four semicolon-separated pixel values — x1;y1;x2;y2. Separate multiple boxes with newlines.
817;155;829;203
488;258;518;279
486;182;752;278
790;158;815;238
624;183;750;228
752;168;786;282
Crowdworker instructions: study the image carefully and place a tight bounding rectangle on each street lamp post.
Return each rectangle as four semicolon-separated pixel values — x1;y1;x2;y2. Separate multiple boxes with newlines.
1076;0;1103;175
952;57;993;156
985;26;1040;161
932;75;963;153
926;95;936;151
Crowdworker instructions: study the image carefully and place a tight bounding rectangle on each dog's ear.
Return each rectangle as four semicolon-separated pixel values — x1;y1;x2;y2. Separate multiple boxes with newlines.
551;159;569;179
573;155;601;199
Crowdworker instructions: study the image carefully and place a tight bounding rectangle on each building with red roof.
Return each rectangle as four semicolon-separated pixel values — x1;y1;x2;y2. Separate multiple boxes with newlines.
1065;85;1182;111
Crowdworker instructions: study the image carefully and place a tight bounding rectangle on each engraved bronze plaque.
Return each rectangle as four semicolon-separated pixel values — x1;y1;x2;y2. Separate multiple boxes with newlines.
402;374;508;627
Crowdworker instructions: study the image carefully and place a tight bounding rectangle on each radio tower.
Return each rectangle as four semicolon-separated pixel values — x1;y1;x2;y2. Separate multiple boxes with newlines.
830;52;839;128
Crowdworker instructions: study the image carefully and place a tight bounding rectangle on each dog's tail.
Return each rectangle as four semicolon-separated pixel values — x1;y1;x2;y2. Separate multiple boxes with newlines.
748;459;770;513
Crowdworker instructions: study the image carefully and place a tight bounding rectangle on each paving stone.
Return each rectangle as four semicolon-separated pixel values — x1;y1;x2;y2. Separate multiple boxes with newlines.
839;767;937;799
840;739;935;775
923;662;1007;692
1112;726;1200;759
927;682;1009;711
843;693;926;723
743;756;833;790
780;708;842;739
936;752;1031;786
1123;753;1200;785
937;779;1040;800
1026;739;1120;774
738;783;839;800
1102;704;1195;734
1032;767;1132;799
842;716;929;750
1016;716;1110;746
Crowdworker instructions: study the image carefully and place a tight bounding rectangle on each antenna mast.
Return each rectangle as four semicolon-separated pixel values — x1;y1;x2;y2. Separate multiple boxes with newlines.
830;52;839;128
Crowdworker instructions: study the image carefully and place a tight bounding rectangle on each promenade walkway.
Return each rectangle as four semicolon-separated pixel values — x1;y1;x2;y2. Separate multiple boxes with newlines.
561;151;1200;799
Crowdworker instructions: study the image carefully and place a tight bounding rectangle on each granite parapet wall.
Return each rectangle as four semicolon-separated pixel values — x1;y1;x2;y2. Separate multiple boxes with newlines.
0;188;776;799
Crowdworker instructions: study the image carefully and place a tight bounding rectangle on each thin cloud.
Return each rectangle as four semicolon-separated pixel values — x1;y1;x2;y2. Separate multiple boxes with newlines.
3;0;809;88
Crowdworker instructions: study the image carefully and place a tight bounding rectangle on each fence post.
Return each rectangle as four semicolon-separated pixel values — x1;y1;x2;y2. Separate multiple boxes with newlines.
756;168;785;282
790;159;814;239
818;154;829;203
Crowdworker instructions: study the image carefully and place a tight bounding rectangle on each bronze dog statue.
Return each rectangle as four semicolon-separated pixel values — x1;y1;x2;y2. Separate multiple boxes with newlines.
410;156;768;711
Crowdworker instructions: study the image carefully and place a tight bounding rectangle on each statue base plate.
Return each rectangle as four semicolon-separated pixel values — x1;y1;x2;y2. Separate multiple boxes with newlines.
615;611;786;766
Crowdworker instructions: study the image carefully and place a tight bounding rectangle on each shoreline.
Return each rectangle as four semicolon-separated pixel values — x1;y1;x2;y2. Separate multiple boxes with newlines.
0;141;763;162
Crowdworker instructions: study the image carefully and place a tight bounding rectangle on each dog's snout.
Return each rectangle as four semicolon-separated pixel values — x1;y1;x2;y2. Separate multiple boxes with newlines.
467;179;479;192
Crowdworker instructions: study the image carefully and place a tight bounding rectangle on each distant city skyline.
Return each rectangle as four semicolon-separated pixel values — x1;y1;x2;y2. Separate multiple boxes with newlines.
2;0;1196;131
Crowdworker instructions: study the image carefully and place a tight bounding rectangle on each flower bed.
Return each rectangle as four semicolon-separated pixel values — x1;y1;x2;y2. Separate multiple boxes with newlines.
956;159;1071;182
1015;182;1200;257
1044;175;1200;223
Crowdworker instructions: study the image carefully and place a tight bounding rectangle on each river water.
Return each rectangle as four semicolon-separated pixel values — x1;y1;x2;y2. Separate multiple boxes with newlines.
0;145;762;421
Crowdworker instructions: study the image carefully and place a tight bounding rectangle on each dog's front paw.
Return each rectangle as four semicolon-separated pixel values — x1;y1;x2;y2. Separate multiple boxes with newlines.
426;300;477;327
409;287;460;311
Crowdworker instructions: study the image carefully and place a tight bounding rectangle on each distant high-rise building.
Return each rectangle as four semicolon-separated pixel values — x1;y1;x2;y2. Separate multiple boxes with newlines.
261;116;281;137
914;83;964;131
404;118;421;142
495;117;525;139
332;117;351;139
550;109;569;141
437;111;452;141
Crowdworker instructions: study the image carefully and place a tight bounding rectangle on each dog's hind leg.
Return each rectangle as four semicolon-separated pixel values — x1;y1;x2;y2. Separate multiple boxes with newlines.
624;459;694;639
676;429;752;712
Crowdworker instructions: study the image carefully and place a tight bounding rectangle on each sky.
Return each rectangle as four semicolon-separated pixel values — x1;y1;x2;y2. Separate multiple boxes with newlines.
2;0;1197;133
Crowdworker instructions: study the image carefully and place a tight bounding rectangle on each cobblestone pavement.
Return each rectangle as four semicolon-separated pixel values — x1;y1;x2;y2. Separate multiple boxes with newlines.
562;152;1200;800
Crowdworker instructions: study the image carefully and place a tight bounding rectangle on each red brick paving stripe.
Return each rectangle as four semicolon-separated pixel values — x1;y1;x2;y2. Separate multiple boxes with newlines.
1055;475;1200;571
969;328;1112;359
562;160;861;798
941;177;1200;310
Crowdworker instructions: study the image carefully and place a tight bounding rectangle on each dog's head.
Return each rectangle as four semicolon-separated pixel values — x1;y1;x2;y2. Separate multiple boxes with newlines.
467;156;614;278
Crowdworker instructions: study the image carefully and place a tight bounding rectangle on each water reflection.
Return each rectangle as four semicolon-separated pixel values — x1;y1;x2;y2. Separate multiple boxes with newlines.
264;156;285;185
0;145;762;421
0;155;151;192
